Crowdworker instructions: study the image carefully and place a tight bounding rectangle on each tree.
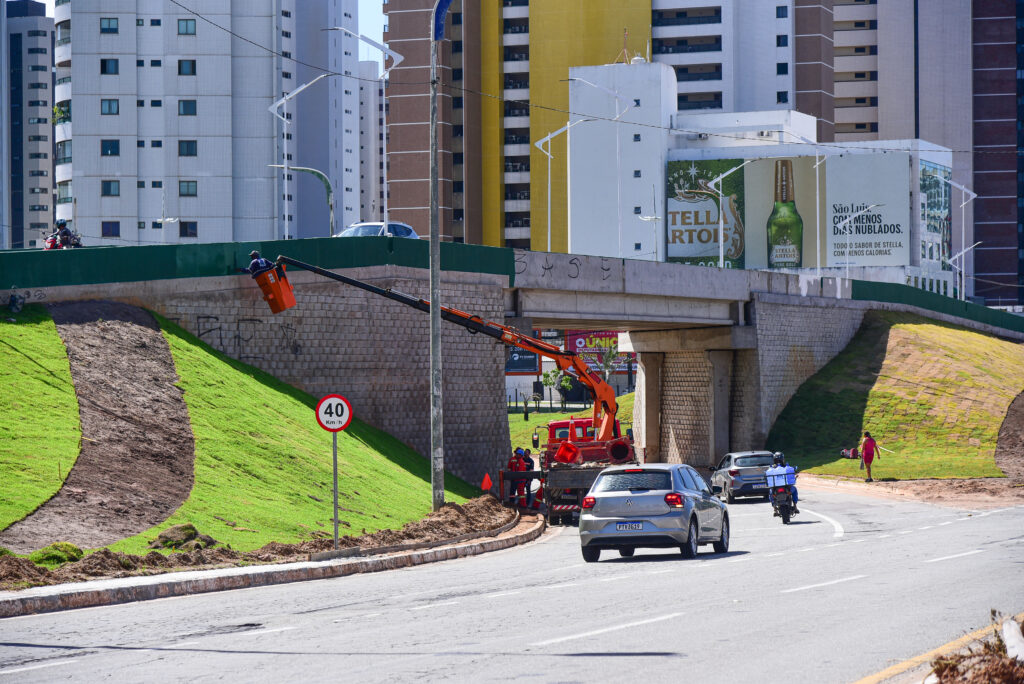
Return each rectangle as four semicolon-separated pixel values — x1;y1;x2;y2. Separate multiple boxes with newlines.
595;340;619;383
541;369;573;411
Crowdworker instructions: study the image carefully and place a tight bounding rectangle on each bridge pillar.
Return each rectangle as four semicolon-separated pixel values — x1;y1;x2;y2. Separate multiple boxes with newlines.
708;350;732;464
634;352;663;462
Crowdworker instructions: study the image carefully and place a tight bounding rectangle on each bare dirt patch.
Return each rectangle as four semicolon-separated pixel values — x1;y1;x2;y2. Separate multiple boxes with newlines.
0;496;515;590
0;301;195;553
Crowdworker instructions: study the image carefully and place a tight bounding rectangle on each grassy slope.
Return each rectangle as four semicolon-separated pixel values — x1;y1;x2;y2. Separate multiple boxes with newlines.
109;314;478;555
0;305;81;532
508;393;635;452
767;310;1024;480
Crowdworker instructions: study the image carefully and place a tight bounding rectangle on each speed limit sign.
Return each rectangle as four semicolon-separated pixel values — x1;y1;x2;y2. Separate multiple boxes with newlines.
316;394;352;432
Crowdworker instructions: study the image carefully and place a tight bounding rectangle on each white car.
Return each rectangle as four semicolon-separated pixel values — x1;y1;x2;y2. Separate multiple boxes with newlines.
334;221;420;239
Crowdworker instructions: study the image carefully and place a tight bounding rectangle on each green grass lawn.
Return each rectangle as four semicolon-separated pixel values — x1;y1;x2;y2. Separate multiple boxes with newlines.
767;311;1024;480
109;314;479;555
508;392;635;452
0;305;81;532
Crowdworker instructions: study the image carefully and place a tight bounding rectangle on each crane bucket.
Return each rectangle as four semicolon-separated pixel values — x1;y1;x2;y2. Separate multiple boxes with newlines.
254;264;297;314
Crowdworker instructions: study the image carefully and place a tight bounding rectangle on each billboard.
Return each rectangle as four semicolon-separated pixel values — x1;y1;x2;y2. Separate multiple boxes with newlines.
565;331;636;374
919;160;953;271
666;153;913;270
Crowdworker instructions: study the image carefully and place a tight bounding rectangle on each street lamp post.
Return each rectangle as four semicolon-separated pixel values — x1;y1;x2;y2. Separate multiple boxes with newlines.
936;177;978;301
325;28;404;230
428;0;453;511
268;73;329;240
566;77;629;257
709;160;752;269
534;118;594;252
269;165;334;237
948;240;982;301
836;203;882;283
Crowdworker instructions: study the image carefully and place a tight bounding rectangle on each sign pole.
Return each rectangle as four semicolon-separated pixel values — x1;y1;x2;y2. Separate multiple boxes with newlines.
332;431;339;550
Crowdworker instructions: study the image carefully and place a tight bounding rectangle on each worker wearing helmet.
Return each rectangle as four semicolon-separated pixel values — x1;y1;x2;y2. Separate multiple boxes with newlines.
245;250;275;279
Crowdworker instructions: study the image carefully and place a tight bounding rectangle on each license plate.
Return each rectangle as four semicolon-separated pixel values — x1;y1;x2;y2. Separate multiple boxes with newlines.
616;522;643;531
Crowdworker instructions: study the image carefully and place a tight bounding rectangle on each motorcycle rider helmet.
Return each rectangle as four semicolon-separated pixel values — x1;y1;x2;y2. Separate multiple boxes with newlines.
55;219;67;228
773;452;784;466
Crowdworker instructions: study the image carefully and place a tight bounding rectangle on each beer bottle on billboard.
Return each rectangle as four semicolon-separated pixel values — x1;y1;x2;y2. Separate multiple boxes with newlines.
766;159;803;268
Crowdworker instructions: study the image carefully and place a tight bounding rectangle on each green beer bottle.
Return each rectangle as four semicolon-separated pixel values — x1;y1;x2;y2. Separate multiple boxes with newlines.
766;159;803;268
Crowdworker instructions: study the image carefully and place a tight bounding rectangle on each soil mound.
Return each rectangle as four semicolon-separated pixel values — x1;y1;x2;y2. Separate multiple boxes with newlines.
0;301;196;553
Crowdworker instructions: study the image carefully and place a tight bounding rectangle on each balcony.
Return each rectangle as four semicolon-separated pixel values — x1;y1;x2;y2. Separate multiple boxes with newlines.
55;156;72;165
652;10;721;27
504;171;530;185
504;144;530;156
504;199;530;212
653;38;722;54
675;66;722;82
677;92;722;110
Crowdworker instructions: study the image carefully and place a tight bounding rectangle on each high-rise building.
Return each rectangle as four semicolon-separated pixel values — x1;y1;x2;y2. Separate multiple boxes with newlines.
53;1;358;246
357;60;383;223
5;0;53;249
1;3;9;250
970;1;1020;305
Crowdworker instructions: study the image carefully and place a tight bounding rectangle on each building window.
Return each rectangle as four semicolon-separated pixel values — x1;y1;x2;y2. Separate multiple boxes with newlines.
150;59;162;67
633;206;642;214
150;18;161;26
633;170;642;178
101;180;120;196
100;58;119;75
28;135;48;142
138;99;145;107
178;59;197;76
777;90;789;103
27;47;47;54
101;221;120;237
28;83;48;89
453;40;462;53
178;19;196;35
138;221;145;230
282;10;291;17
29;205;49;212
179;180;197;196
100;17;118;33
137;59;145;67
137;140;145;148
179;140;197;156
152;221;162;229
453;125;464;137
101;99;119;115
180;221;198;238
28;153;48;160
633;134;642;142
151;140;162;148
453;152;464;164
776;63;788;75
29;170;48;177
776;34;788;47
136;18;144;26
151;100;162;107
453;181;464;193
137;181;145;188
283;71;292;79
282;30;292;38
453;97;463;109
28;117;48;124
453;68;463;81
776;6;788;18
28;100;47;107
151;180;162;188
100;139;120;156
27;29;47;37
29;65;47;72
178;99;197;115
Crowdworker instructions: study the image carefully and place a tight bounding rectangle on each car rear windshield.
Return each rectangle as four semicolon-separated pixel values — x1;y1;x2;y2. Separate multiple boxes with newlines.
735;455;774;467
594;471;671;492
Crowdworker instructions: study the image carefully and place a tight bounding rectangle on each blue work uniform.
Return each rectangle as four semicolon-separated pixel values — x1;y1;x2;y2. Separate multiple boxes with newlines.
247;257;274;279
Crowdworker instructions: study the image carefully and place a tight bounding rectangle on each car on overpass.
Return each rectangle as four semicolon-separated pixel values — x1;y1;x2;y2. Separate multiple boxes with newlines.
578;463;729;562
334;221;420;239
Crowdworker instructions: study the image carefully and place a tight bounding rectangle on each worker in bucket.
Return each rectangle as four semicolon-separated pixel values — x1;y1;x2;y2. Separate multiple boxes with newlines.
245;250;275;279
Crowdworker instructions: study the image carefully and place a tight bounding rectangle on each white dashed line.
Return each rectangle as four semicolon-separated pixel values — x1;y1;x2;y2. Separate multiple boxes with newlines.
765;552;786;557
878;534;892;539
727;557;752;563
850;539;867;543
410;602;458;611
919;526;934;531
0;660;79;675
801;508;845;538
939;521;953;526
924;550;984;564
956;517;972;521
781;575;866;594
162;641;199;649
647;568;674;575
796;547;816;553
541;582;579;590
531;612;684;646
598;575;635;582
240;627;296;637
898;530;914;535
483;591;521;599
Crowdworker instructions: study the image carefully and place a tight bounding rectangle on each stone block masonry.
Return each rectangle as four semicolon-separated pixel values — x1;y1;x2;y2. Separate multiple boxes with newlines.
659;351;713;465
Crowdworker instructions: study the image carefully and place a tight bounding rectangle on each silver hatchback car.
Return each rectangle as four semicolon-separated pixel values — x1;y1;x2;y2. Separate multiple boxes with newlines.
578;463;729;562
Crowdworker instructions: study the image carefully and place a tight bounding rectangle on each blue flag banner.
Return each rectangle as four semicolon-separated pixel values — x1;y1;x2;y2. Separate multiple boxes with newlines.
433;0;454;40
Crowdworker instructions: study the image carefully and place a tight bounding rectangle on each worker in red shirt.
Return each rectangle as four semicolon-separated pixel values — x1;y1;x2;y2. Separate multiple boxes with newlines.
860;431;879;482
506;448;525;505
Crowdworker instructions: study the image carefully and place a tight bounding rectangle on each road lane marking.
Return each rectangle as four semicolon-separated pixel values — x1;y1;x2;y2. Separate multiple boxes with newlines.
598;575;635;582
898;530;913;535
161;641;199;649
923;550;984;564
878;534;892;539
850;539;866;543
0;660;78;675
939;521;953;526
411;601;458;610
956;517;972;521
240;627;296;637
918;526;933;531
483;591;521;599
727;557;752;563
541;582;579;590
781;575;865;594
824;543;840;548
647;568;674;574
801;508;845;538
796;547;816;553
531;612;684;647
765;552;785;557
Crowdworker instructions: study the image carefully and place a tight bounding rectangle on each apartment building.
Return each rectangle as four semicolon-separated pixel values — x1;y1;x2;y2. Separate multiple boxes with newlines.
53;0;357;246
6;0;53;249
1;3;9;249
357;60;382;223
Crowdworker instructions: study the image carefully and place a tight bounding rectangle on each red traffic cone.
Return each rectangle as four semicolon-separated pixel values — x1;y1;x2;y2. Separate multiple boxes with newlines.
481;472;493;492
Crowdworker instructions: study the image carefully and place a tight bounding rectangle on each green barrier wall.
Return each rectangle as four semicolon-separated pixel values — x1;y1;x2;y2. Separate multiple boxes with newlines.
851;280;1024;335
0;237;516;290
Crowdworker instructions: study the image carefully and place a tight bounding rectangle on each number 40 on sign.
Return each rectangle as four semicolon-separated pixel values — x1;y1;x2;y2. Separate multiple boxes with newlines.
316;394;352;432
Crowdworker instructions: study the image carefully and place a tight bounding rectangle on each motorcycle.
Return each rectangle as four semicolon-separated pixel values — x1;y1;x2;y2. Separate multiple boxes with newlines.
43;230;83;250
771;484;796;524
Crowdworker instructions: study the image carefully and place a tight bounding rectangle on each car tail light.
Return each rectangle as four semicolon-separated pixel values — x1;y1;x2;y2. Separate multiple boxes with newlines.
664;493;684;507
624;468;644;473
582;496;596;509
728;469;739;477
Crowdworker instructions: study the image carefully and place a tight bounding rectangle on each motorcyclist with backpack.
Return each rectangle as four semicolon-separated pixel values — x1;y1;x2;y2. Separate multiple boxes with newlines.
766;452;799;516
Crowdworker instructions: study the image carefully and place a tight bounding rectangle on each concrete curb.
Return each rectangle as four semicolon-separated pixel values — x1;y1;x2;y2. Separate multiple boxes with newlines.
0;516;546;619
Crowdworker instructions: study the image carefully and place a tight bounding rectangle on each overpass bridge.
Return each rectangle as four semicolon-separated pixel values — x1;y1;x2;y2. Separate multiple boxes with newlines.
3;238;1022;487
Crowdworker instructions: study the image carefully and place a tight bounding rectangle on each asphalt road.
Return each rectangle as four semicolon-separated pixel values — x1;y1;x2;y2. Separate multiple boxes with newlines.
1;488;1022;683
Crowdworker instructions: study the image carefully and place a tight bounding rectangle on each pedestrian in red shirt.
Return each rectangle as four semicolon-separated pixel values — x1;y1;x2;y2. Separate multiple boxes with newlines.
506;448;525;505
860;431;879;482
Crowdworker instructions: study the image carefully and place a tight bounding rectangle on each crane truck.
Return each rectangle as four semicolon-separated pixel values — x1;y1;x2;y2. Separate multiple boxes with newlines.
251;255;636;525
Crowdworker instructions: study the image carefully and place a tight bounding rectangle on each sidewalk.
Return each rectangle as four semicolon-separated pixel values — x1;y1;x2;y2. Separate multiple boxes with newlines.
0;515;545;619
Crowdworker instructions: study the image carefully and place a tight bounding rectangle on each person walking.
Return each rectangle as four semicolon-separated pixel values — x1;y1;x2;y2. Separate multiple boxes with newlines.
860;431;879;482
522;448;535;508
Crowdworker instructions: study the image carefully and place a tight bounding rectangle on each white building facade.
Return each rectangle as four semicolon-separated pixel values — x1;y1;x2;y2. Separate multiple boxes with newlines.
357;60;382;223
54;0;358;246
